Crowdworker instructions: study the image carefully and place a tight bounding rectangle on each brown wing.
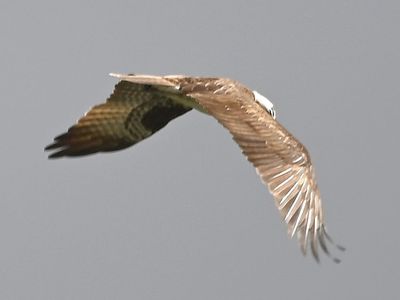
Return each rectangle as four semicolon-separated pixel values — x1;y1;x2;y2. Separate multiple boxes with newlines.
182;78;342;262
45;80;191;158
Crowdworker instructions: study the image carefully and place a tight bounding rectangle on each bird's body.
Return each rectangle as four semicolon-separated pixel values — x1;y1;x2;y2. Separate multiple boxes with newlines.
46;73;343;262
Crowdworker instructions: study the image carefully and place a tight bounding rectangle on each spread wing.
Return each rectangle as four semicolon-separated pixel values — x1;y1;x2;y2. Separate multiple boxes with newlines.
45;80;191;158
182;79;342;262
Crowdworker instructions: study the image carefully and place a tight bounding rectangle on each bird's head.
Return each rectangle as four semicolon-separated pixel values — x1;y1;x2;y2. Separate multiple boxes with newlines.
253;90;276;119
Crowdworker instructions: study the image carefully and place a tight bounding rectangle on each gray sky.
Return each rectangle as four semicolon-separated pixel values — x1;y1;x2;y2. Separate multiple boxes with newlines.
1;0;399;299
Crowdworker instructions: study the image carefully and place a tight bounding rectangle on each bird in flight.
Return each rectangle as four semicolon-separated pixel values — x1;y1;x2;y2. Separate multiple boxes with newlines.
45;73;343;262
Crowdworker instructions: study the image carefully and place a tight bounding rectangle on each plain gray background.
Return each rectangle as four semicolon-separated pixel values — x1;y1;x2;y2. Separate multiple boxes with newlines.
1;0;399;299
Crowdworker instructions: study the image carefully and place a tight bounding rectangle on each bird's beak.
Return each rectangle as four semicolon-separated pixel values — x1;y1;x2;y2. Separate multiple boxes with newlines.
270;107;277;119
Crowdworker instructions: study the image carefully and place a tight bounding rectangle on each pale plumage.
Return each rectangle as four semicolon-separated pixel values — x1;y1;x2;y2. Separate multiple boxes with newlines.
46;73;343;262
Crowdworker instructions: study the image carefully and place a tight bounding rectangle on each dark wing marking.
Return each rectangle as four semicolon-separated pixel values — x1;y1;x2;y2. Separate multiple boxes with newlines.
182;78;342;262
45;80;191;158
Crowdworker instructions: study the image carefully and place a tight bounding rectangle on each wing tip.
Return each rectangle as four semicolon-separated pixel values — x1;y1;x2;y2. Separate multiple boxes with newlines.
109;72;129;78
47;151;64;159
293;224;344;264
312;226;345;264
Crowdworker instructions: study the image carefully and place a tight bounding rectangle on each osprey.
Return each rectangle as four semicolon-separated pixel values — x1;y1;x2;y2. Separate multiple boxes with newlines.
46;73;343;262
